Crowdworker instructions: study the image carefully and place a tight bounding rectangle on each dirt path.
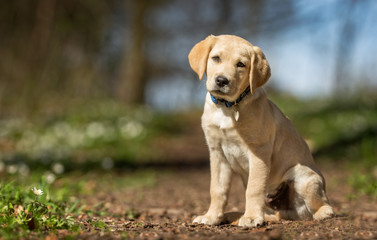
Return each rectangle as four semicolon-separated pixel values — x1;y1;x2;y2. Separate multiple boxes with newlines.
64;164;377;240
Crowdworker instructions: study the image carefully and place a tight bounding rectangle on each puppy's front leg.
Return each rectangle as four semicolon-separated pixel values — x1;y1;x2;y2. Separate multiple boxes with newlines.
239;156;269;228
193;149;233;225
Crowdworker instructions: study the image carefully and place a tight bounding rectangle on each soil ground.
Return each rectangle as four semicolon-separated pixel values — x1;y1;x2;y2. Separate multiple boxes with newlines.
51;162;377;240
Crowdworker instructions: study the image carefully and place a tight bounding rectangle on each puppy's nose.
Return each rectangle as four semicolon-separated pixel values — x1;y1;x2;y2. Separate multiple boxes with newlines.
215;76;229;87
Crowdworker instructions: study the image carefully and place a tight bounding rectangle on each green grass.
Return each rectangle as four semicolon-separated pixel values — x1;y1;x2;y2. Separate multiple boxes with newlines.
0;169;157;239
270;93;377;161
0;179;80;238
2;95;372;173
0;100;186;174
348;172;377;198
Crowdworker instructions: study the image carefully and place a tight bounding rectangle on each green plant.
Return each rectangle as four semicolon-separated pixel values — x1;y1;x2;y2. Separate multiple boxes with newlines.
0;181;82;238
348;172;377;197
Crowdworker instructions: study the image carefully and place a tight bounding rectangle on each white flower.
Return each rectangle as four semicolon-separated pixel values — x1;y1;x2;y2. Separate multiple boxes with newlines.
6;164;18;174
86;122;105;139
18;163;30;176
101;157;114;170
120;121;144;139
52;162;64;174
32;187;43;196
44;171;56;184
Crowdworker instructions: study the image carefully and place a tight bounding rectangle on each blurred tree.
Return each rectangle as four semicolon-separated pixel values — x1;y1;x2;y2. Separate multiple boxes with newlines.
26;0;56;109
117;0;149;105
0;0;375;114
0;0;111;116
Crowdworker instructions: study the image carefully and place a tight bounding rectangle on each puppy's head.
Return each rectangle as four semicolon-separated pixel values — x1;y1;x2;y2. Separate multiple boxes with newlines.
188;35;271;101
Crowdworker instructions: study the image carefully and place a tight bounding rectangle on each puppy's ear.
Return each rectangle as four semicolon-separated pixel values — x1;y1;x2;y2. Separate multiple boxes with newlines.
188;35;216;80
249;46;271;93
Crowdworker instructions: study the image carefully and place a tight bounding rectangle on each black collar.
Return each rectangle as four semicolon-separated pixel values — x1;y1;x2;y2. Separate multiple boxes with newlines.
210;86;251;108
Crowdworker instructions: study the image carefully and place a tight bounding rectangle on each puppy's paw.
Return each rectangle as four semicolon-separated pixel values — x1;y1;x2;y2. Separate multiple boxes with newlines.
238;215;264;228
313;205;334;220
193;213;223;225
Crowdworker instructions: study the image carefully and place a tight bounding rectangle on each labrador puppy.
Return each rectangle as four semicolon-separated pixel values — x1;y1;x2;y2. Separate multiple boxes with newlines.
188;35;334;227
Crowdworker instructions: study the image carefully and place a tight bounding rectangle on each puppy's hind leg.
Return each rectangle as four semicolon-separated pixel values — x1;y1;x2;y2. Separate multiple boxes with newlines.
291;165;334;220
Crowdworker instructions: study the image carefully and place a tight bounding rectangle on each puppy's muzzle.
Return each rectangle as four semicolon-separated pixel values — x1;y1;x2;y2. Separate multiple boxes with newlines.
215;76;229;87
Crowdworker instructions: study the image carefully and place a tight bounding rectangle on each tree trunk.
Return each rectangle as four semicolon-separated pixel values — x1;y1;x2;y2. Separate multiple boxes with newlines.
25;0;56;113
117;0;148;105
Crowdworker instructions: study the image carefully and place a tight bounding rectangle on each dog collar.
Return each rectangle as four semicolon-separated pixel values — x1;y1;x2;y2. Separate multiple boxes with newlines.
210;86;251;108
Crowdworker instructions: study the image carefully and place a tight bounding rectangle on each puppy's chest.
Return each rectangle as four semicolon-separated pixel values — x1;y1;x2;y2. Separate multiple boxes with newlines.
205;110;250;173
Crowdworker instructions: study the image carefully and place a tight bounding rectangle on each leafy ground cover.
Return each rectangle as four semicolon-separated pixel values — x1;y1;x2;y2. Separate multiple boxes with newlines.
0;100;188;173
0;170;157;239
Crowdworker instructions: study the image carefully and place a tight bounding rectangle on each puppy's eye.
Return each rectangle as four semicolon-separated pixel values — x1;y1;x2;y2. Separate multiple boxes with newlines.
237;62;246;68
212;56;220;63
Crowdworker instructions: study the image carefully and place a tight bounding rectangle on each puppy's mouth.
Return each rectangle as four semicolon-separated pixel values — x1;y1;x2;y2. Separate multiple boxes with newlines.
208;89;235;101
208;84;232;96
209;89;227;96
208;86;237;99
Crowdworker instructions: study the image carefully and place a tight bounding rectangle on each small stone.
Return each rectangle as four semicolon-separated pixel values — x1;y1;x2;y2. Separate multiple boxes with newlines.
269;229;282;240
361;211;377;220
